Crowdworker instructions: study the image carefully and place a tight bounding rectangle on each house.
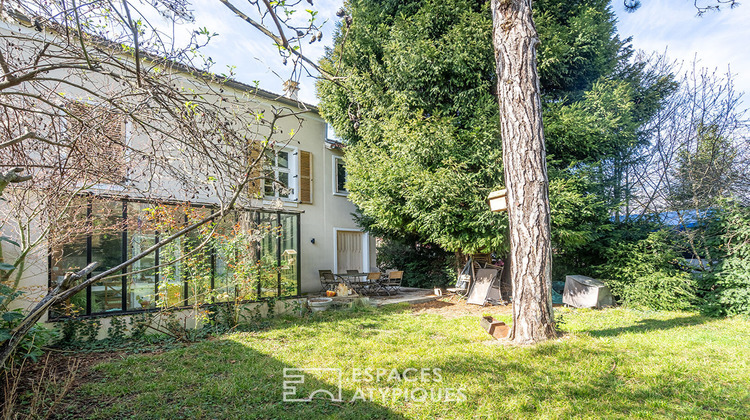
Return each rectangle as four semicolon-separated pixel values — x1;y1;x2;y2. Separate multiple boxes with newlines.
0;11;375;328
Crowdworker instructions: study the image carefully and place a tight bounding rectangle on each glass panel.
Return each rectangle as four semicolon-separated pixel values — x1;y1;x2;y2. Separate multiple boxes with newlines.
262;149;275;198
279;213;298;297
185;207;213;306
213;212;237;303
156;205;186;307
278;171;290;198
336;159;347;192
158;239;184;307
127;203;157;310
52;243;88;316
264;149;275;164
49;197;89;317
263;169;275;197
90;201;124;313
258;212;279;298
277;150;289;169
235;212;259;301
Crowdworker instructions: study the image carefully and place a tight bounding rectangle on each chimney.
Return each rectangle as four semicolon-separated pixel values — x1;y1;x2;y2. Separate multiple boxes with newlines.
283;80;300;101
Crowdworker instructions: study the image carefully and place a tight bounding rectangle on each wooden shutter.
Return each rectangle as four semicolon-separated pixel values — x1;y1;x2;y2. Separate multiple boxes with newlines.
247;142;262;197
66;102;127;180
298;150;312;204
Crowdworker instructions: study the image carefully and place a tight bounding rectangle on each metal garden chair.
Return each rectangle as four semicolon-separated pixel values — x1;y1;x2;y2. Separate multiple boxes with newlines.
318;270;338;291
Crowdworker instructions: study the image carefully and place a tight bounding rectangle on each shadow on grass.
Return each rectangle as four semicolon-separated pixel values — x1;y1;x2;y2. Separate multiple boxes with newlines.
407;300;455;309
242;302;413;334
585;314;708;338
61;339;407;419
61;308;747;419
429;340;743;418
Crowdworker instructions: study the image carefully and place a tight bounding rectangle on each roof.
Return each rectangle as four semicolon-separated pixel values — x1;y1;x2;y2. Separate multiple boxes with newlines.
614;209;712;229
324;140;346;150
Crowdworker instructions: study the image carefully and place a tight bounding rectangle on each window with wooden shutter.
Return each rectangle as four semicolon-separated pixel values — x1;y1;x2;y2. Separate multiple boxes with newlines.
66;102;127;182
298;150;312;204
247;143;262;197
260;147;297;201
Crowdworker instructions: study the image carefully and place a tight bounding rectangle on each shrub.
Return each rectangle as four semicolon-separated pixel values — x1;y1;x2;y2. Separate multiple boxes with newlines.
620;271;697;311
701;199;750;317
703;258;750;316
553;220;658;283
1;286;59;364
1;311;58;363
594;229;697;310
55;316;102;348
376;238;455;288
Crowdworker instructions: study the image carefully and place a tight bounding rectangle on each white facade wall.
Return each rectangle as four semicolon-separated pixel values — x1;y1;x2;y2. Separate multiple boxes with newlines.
0;17;375;323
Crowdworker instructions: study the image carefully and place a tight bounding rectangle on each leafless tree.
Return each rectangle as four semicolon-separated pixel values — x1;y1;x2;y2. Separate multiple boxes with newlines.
630;59;749;268
0;0;307;366
623;0;740;16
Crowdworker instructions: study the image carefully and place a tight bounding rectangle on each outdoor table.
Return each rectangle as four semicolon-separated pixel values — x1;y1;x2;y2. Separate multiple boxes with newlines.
335;272;371;296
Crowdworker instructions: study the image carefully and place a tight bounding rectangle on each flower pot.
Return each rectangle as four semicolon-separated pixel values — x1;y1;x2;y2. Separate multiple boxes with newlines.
308;297;333;312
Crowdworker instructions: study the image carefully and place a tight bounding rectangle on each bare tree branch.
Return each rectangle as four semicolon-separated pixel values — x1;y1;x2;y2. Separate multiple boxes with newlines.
0;168;32;194
217;0;337;82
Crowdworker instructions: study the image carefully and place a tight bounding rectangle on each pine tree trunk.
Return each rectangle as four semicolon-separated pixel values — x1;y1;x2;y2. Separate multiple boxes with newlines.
491;0;556;344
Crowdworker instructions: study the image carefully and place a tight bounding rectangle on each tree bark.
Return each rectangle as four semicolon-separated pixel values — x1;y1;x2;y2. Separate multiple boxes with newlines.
491;0;555;344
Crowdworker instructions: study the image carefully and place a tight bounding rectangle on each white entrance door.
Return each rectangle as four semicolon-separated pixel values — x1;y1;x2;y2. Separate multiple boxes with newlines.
336;230;363;273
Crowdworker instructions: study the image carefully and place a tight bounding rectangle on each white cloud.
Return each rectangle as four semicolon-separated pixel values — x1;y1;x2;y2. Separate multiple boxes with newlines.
615;0;750;107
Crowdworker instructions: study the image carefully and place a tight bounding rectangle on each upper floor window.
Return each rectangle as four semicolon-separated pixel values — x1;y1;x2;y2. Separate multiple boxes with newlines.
263;147;298;201
326;123;341;142
65;102;128;183
334;156;347;195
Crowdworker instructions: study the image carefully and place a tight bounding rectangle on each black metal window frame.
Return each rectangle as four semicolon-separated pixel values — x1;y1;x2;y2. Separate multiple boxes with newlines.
333;156;347;194
47;197;301;320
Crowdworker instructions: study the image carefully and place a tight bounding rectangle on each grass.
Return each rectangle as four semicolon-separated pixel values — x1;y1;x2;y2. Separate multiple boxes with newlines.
55;304;749;419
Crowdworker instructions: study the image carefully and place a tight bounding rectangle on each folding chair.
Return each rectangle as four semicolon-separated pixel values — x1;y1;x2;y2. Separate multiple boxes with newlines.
366;271;387;295
318;270;338;292
379;271;403;296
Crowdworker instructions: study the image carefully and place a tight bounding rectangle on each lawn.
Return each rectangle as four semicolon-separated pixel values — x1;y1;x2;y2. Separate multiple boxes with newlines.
53;302;749;419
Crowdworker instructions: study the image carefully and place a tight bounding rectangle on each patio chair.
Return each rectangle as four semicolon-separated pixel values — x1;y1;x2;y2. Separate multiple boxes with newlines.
345;270;371;296
319;270;338;292
380;271;403;296
367;272;384;281
366;271;387;296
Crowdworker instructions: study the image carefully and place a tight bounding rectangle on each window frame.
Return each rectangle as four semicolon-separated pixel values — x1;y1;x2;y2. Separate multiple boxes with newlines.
326;122;342;142
332;155;348;196
63;100;131;188
263;146;299;203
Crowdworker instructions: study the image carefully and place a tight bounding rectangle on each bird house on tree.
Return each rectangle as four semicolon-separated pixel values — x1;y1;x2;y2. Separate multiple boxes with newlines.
488;189;508;212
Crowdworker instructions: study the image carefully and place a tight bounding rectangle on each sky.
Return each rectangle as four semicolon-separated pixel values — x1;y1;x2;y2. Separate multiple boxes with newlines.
164;0;749;107
614;0;750;106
